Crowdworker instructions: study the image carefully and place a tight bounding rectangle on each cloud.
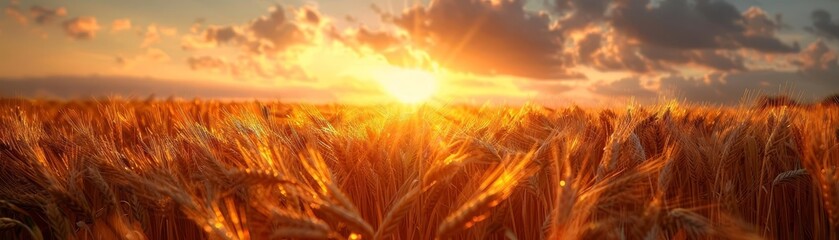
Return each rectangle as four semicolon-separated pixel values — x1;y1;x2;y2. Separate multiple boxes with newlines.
637;45;746;71
741;7;783;38
142;48;170;62
181;5;320;80
186;55;314;81
569;2;796;73
0;75;336;102
339;27;401;52
182;4;317;52
552;0;611;32
356;0;795;78
380;0;582;80
29;5;66;25
592;68;839;105
575;31;671;73
610;0;797;53
591;39;839;104
204;26;239;44
300;6;321;25
187;56;227;72
115;48;171;68
62;16;100;40
246;5;314;54
792;40;839;83
333;27;418;66
793;40;838;71
110;18;131;32
181;25;240;50
141;24;177;47
666;70;837;104
809;10;839;40
4;5;27;25
578;38;748;73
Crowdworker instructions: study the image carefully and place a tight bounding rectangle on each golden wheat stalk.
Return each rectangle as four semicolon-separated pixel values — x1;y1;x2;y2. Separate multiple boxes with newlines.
0;217;43;240
772;169;809;186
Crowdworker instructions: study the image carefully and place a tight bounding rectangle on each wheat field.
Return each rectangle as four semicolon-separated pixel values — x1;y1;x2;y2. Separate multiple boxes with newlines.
0;99;837;239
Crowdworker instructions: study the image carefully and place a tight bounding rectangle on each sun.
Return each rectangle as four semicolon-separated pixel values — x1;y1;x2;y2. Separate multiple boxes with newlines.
374;67;439;104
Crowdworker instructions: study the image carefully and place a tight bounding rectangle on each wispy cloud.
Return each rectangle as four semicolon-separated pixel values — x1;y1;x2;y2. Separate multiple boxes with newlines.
4;5;27;25
29;5;66;25
110;18;131;32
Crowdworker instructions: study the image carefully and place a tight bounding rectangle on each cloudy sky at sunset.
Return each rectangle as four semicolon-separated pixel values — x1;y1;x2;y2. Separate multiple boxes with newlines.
1;0;838;105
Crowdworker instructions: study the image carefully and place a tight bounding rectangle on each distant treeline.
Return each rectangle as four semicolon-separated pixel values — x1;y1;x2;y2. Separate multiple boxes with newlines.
755;94;839;109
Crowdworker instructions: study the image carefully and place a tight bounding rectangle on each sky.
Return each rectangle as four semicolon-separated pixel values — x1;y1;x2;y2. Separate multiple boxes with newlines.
1;0;838;106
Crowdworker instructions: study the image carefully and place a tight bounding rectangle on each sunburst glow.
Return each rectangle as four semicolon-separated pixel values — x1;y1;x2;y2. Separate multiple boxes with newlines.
374;67;439;104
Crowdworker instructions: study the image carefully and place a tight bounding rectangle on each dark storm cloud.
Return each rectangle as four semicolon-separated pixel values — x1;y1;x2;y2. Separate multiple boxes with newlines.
552;0;611;32
382;0;583;80
572;2;796;73
0;75;334;101
576;33;601;65
611;0;798;53
340;0;800;79
809;10;839;40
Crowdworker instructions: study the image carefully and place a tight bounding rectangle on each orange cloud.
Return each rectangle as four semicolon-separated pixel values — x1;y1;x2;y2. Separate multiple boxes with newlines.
181;5;320;80
110;18;131;32
791;40;839;83
181;25;240;50
383;0;583;80
4;5;27;25
62;16;100;40
183;5;313;52
187;56;227;72
186;55;313;81
141;24;177;47
116;48;171;68
793;40;838;71
29;5;66;25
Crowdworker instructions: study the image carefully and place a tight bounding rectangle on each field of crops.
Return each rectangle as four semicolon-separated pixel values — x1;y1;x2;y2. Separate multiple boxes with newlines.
0;99;837;239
